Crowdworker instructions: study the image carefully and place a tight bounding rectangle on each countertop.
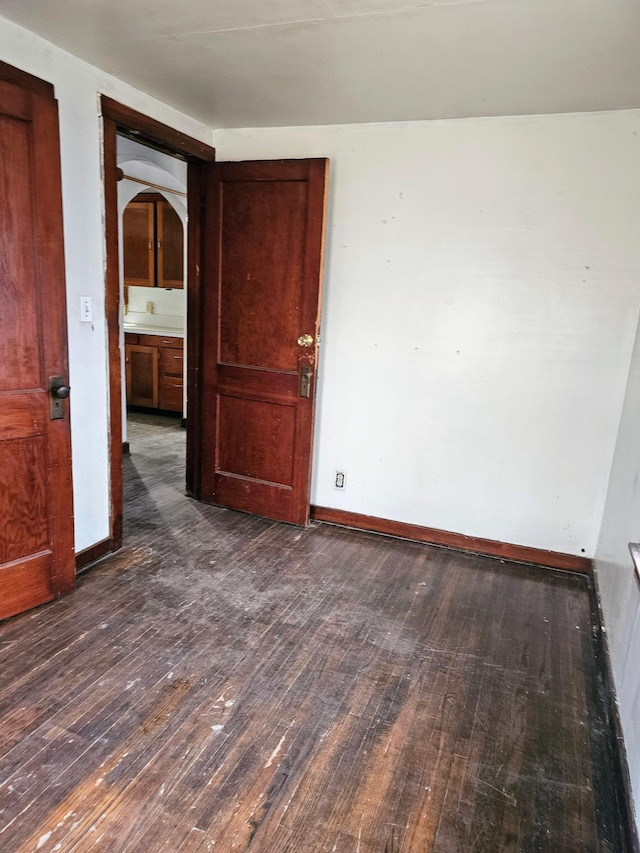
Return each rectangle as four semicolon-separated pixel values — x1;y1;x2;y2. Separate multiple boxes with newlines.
124;323;184;338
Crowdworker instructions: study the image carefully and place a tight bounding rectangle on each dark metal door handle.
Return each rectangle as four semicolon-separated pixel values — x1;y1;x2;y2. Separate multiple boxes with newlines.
49;375;70;419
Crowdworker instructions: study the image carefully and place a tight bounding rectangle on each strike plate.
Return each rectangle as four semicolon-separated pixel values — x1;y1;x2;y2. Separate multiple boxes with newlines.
300;367;311;398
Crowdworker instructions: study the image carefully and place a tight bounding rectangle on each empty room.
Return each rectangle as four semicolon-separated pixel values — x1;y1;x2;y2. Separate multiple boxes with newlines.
1;1;640;850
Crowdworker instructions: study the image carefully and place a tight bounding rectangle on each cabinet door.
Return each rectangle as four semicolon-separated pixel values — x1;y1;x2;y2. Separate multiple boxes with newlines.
126;344;158;407
157;201;184;289
123;201;155;287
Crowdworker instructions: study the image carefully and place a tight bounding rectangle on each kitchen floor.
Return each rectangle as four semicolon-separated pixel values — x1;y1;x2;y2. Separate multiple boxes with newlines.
0;412;628;851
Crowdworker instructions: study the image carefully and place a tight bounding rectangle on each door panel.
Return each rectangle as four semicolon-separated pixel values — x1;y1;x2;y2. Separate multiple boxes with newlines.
199;159;328;526
0;437;48;563
219;180;307;370
217;396;297;485
1;112;42;391
0;74;74;621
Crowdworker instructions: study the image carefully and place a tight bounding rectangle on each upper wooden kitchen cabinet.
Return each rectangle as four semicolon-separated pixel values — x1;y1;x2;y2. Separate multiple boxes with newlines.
156;201;184;289
123;193;184;289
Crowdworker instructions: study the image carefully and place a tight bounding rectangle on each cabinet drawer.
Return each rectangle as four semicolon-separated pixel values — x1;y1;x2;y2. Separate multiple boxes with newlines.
159;347;184;376
159;376;184;412
139;334;183;349
124;332;139;345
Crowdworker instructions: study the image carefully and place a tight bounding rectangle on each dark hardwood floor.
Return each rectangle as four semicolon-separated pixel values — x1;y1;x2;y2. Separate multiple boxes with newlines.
0;412;627;851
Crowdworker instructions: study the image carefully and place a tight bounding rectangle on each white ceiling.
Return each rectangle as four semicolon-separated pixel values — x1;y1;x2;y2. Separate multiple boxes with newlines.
1;0;639;128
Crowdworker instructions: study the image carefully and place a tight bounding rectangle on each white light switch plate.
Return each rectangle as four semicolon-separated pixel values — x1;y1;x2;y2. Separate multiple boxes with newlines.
80;296;93;323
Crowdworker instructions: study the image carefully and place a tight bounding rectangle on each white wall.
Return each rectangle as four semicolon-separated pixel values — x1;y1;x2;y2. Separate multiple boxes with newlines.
216;112;640;556
3;13;640;565
0;16;213;552
595;312;640;835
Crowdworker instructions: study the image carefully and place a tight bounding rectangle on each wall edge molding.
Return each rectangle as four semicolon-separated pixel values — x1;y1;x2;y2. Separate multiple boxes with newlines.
310;506;591;573
589;567;640;851
75;538;114;575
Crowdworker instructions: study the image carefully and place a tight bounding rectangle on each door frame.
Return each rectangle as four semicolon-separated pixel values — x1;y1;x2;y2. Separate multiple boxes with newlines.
101;97;215;550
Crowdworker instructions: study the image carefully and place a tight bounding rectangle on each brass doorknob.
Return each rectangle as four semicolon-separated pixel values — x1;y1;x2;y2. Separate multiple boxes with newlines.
297;334;314;347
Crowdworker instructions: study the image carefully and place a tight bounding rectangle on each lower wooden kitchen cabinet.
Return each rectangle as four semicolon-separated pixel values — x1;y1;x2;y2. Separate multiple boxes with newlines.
158;344;184;411
125;333;184;413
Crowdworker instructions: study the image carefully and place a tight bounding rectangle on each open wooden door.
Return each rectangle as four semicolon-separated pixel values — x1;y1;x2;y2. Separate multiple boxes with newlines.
198;159;328;526
0;66;75;621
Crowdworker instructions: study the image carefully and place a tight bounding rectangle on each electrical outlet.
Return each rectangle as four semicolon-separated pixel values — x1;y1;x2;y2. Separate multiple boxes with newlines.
145;301;154;314
334;470;346;490
80;296;92;323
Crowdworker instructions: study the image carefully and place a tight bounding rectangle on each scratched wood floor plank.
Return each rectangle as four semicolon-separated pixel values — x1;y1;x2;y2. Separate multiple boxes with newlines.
0;412;627;852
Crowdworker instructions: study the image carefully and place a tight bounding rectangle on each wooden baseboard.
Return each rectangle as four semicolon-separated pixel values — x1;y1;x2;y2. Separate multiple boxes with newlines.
310;506;591;574
75;538;114;574
589;570;640;852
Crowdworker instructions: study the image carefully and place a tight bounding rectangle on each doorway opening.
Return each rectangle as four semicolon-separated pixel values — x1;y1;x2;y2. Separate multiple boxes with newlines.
117;135;188;525
103;97;328;556
102;96;215;552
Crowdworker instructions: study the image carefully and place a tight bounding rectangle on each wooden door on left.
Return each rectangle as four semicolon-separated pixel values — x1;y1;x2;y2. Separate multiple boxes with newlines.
0;66;75;621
